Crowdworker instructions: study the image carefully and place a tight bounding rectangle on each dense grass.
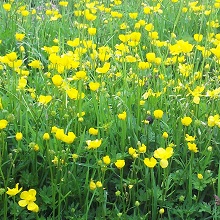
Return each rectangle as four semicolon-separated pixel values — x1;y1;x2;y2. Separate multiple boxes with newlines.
0;0;220;219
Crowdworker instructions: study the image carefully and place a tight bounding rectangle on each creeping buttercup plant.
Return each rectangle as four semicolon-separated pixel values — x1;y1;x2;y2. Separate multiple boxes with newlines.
0;0;220;219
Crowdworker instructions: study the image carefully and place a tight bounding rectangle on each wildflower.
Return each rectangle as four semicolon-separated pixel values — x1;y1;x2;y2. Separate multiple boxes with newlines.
52;75;63;86
89;180;96;190
86;139;102;150
185;134;195;142
89;127;98;135
15;33;25;41
3;3;11;11
89;82;100;91
38;95;52;105
0;119;8;130
118;111;127;120
162;132;168;139
18;189;39;212
103;155;111;165
138;144;147;153
128;147;136;156
6;183;22;196
59;1;68;7
159;208;165;215
28;60;43;69
72;154;79;161
75;70;87;79
181;116;192;126
96;62;110;74
43;133;50;140
187;142;199;153
96;181;103;188
197;173;203;179
33;144;39;151
115;159;125;169
16;132;23;141
144;157;157;168
153;109;163;119
88;27;96;35
154;147;173;168
194;34;203;42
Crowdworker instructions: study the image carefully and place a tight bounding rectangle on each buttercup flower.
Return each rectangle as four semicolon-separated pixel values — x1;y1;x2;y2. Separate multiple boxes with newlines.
18;189;39;212
118;111;127;120
144;157;157;168
115;159;125;169
153;109;163;119
6;183;22;196
0;119;8;130
181;116;192;126
103;155;111;165
16;132;23;141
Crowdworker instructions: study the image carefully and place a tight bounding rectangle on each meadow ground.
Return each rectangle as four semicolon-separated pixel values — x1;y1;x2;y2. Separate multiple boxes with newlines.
0;0;220;219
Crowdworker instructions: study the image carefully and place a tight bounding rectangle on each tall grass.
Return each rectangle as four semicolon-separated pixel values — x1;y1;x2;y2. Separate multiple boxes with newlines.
0;0;220;219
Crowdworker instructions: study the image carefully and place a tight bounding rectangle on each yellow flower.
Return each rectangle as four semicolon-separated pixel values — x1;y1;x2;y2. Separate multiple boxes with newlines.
38;95;52;105
18;189;39;212
103;155;111;165
16;132;23;141
15;33;25;41
96;62;110;74
160;159;169;168
43;133;50;140
28;60;43;69
194;34;203;42
0;119;8;130
6;183;22;196
72;153;79;161
59;1;68;7
89;127;98;135
162;132;168;139
96;181;103;188
86;139;102;149
144;157;157;168
153;109;163;119
128;147;136;156
89;180;96;190
185;134;195;142
187;142;199;153
52;75;63;86
159;208;165;214
75;70;87;79
181;116;192;126
197;173;203;180
138;144;147;153
3;3;11;11
118;111;127;120
146;52;156;63
88;27;97;36
115;159;125;169
89;82;100;91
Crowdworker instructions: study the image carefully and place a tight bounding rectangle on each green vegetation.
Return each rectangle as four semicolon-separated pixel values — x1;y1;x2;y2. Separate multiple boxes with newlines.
0;0;220;219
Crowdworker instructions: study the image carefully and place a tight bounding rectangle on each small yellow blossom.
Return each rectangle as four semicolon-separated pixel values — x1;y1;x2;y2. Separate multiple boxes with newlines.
181;116;192;126
153;109;163;119
118;111;127;120
197;173;203;179
16;132;23;141
115;159;125;169
144;157;157;168
18;189;39;212
0;119;8;130
103;155;111;165
89;180;96;190
6;183;22;196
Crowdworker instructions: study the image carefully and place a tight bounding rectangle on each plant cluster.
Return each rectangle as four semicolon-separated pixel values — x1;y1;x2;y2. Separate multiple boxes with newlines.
0;0;220;219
